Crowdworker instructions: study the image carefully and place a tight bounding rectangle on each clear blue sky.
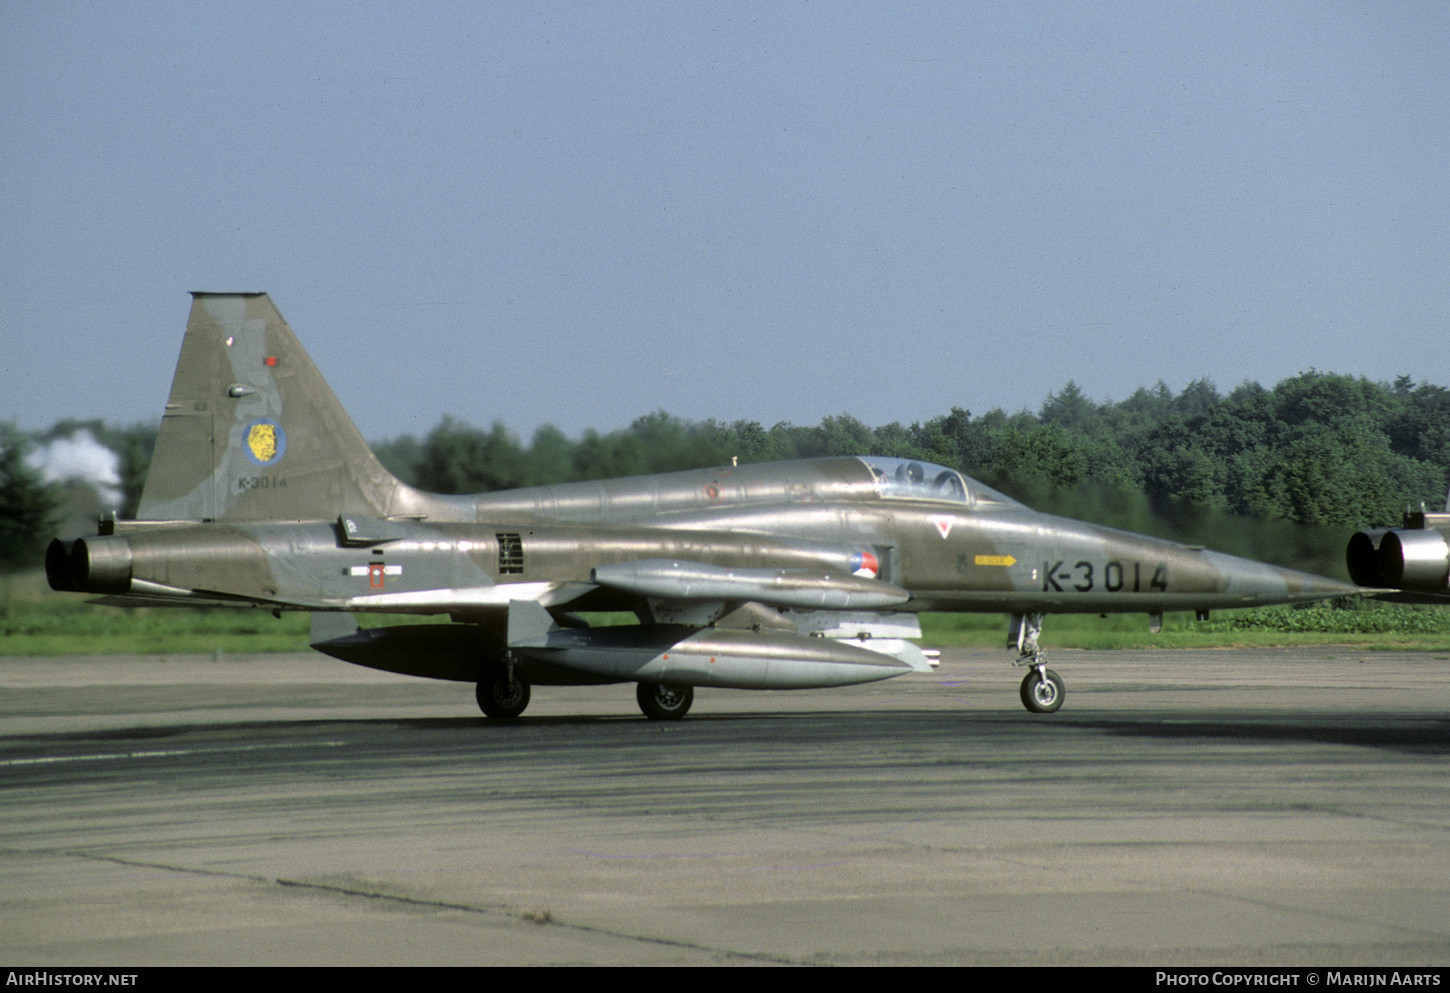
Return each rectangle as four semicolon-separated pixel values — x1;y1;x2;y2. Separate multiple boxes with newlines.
3;2;1445;443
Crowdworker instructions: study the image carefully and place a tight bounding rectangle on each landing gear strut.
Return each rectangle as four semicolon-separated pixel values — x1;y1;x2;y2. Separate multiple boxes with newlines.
1009;612;1066;714
637;682;693;720
477;654;530;718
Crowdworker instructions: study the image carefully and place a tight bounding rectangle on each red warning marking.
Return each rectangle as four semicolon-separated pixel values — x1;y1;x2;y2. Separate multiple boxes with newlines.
704;484;720;500
369;563;385;589
264;356;278;367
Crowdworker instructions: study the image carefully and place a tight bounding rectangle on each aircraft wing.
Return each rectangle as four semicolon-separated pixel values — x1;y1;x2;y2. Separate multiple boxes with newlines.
87;593;272;610
590;558;911;610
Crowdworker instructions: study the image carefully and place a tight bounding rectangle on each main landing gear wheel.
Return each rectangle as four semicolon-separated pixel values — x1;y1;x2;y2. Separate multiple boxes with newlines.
1020;667;1065;714
637;682;693;720
477;671;531;719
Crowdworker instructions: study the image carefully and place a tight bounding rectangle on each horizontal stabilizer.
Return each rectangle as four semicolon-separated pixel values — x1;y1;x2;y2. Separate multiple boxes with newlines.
86;594;261;610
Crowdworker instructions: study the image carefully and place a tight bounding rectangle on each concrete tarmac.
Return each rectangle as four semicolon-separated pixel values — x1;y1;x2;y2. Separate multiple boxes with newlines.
1;647;1447;966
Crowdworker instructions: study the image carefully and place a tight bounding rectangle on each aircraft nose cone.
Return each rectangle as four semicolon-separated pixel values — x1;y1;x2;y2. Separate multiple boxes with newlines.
1202;550;1360;604
1276;570;1362;601
1306;573;1362;596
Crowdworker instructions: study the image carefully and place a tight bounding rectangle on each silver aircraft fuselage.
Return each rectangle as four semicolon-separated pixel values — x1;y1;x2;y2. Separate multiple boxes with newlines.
48;293;1359;717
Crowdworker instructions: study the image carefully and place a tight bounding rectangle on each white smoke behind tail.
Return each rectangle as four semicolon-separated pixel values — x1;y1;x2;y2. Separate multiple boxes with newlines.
26;430;122;510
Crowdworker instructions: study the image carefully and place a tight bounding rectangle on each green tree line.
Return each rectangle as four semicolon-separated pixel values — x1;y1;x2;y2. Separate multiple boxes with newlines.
7;371;1450;576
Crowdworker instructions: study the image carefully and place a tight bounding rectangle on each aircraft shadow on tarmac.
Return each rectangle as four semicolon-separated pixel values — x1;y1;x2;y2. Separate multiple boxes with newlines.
1072;716;1450;753
15;707;1448;755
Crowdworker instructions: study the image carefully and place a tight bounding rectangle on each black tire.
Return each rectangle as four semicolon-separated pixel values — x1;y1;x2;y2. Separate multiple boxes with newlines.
637;682;693;720
1019;668;1065;714
477;671;530;718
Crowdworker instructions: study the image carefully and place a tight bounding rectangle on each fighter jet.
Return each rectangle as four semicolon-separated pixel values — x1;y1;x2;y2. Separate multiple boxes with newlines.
47;293;1358;718
1346;490;1450;602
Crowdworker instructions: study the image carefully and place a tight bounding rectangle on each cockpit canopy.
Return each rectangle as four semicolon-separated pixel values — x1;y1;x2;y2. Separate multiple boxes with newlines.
857;456;1021;508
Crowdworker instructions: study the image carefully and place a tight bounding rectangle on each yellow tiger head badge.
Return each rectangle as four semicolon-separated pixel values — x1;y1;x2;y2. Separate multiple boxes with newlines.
247;422;279;464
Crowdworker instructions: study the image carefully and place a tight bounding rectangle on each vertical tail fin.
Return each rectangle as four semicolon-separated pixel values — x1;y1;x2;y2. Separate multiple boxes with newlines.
136;293;403;522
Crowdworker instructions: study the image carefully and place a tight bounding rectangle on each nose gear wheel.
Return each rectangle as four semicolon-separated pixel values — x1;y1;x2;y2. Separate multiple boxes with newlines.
1019;666;1064;714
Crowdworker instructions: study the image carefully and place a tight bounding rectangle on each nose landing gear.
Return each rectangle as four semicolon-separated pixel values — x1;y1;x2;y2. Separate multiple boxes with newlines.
1010;613;1066;714
1019;665;1065;714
